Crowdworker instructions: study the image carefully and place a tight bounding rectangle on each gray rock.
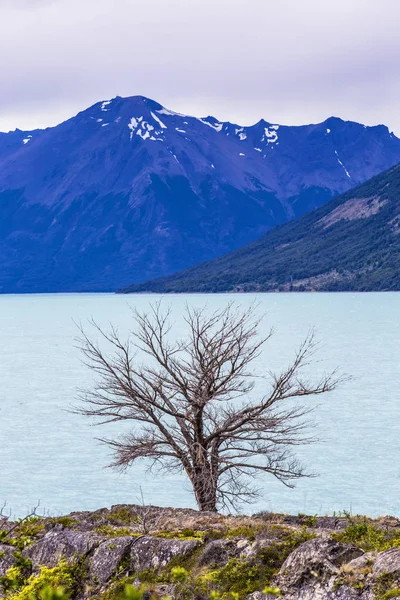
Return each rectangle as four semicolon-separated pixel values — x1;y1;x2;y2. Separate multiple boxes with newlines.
24;530;102;569
0;545;18;600
344;552;375;573
373;548;400;578
130;536;201;573
153;584;177;599
284;583;360;599
199;537;256;567
278;539;364;589
240;537;278;560
88;536;134;584
0;544;16;576
198;539;232;567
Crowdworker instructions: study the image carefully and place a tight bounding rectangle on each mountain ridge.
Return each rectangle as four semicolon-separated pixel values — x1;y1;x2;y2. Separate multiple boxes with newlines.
1;95;400;292
120;162;400;293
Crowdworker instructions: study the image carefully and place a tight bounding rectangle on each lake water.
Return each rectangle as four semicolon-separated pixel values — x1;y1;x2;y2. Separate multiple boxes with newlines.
1;293;399;519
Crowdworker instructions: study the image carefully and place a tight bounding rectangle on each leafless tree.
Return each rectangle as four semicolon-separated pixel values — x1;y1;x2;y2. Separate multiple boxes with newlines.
76;303;340;512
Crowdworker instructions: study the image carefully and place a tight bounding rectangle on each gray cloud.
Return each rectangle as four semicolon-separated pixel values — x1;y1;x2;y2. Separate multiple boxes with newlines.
1;0;400;133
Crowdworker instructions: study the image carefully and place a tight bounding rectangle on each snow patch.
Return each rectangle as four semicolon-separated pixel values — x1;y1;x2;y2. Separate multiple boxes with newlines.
101;100;112;111
129;117;163;141
102;123;109;127
334;150;351;178
326;128;331;134
234;127;247;140
97;118;103;123
157;107;186;117
22;135;32;145
176;128;186;133
199;118;223;132
263;126;279;144
211;164;215;169
169;150;180;163
239;153;245;156
254;147;262;152
151;112;167;129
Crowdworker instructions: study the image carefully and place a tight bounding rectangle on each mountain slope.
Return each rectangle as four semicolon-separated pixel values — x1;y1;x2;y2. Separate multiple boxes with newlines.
121;163;400;293
1;95;400;292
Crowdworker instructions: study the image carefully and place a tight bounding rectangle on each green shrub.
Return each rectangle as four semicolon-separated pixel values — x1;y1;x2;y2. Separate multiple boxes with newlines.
47;518;76;530
6;558;86;600
334;518;400;552
0;552;32;594
210;558;261;596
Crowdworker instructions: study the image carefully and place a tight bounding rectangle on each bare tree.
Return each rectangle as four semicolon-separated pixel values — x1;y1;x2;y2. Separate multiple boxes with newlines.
77;303;339;512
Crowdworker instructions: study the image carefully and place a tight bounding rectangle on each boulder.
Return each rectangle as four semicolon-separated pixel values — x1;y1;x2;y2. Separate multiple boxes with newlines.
343;552;375;573
0;544;16;577
283;583;361;599
246;593;270;600
373;548;400;578
278;539;364;589
88;536;135;584
130;536;201;572
24;530;102;569
198;538;255;567
198;539;233;567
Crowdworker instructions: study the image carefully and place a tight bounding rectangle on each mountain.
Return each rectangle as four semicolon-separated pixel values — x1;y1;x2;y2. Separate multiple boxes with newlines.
1;95;400;292
121;163;400;293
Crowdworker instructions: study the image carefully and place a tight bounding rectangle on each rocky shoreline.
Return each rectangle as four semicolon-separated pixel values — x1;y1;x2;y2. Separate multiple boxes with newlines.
1;505;400;599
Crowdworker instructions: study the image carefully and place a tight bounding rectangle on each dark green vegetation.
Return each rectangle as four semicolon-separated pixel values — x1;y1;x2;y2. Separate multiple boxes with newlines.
121;163;400;293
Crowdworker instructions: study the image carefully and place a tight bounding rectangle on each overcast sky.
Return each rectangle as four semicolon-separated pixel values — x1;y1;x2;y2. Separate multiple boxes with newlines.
1;0;399;133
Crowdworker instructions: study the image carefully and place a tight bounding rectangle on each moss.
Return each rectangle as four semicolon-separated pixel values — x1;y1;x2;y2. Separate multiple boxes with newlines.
107;508;139;526
224;525;264;541
382;590;400;600
94;525;142;538
374;573;400;600
263;586;282;597
333;517;400;552
155;529;205;541
205;558;262;597
137;569;158;584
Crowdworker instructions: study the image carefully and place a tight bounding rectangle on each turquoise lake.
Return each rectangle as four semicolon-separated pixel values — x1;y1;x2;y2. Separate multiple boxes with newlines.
1;293;399;518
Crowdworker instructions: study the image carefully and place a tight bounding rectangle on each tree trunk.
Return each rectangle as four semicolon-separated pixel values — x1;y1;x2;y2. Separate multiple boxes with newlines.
191;474;218;512
195;485;217;512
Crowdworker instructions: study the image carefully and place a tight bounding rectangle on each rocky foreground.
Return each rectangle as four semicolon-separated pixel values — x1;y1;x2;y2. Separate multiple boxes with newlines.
1;505;400;599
